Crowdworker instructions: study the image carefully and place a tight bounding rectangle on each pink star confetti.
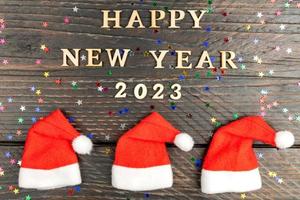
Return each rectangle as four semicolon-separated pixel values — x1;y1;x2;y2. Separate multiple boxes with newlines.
38;98;44;104
35;59;42;64
8;185;15;191
16;130;22;136
64;17;70;24
261;111;266;117
275;46;280;51
0;38;6;45
42;22;48;27
0;106;5;112
9;159;16;165
2;59;8;65
275;10;281;16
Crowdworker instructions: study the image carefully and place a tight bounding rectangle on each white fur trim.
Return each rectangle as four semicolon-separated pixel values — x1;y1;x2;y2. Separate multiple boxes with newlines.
112;165;173;191
174;133;194;152
72;135;93;154
19;163;81;190
275;131;294;149
201;168;262;194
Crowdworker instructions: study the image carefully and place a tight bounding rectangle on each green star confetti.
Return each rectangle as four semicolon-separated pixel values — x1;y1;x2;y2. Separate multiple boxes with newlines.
107;70;112;76
215;121;222;127
233;113;239;120
25;195;31;200
195;72;200;79
206;71;212;77
18;117;24;124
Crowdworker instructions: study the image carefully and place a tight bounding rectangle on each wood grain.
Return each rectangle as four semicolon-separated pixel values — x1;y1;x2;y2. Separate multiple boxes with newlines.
0;75;299;144
0;0;299;199
1;146;299;200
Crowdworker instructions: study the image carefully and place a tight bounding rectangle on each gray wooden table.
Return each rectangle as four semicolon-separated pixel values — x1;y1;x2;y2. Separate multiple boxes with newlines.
0;0;299;199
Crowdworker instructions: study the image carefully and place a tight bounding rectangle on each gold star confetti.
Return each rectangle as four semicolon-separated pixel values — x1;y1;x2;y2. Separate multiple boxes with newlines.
268;171;277;177
13;188;19;194
257;58;262;64
43;71;50;78
245;24;251;31
241;193;246;199
211;117;216;123
40;44;46;50
36;89;41;95
104;147;111;155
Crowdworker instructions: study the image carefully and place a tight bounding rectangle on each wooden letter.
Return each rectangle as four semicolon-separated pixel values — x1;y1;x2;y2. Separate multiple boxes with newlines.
188;10;206;28
220;51;237;69
169;10;185;28
61;49;80;67
195;51;214;69
175;50;192;69
106;49;130;67
126;10;145;28
101;10;122;28
149;10;166;28
149;50;169;68
86;49;102;67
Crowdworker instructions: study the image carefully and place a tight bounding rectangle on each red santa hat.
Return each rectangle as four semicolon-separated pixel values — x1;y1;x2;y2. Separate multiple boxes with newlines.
19;109;93;190
112;112;194;191
201;116;295;194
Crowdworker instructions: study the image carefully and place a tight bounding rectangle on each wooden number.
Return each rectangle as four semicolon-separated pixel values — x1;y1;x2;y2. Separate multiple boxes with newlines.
170;83;182;100
152;83;164;99
134;83;147;99
115;82;127;98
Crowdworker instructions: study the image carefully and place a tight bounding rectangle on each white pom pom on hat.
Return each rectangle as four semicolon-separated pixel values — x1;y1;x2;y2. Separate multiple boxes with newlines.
275;131;295;149
174;133;194;152
72;135;93;154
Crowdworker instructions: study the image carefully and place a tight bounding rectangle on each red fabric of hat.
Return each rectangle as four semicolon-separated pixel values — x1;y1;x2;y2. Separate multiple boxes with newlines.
19;109;93;190
201;116;295;194
112;112;194;191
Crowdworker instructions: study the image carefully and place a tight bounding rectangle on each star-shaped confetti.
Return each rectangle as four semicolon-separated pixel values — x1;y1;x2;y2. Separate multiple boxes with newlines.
258;72;264;78
43;71;50;78
20;105;26;112
73;6;79;12
105;134;110;141
279;24;286;30
268;171;277;177
40;44;46;50
210;117;216;123
76;100;83;105
64;16;70;24
257;152;264;159
18;117;24;124
241;193;246;199
257;12;263;18
277;177;284;184
36;89;41;95
42;22;48;27
120;123;127;130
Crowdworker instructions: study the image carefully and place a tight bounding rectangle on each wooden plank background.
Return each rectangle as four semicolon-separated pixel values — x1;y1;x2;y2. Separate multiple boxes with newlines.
0;0;299;199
